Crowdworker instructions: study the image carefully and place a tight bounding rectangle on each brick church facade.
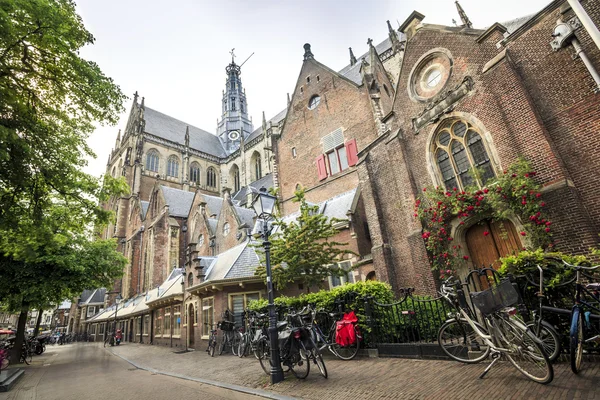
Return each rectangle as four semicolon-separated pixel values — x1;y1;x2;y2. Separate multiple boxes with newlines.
77;0;600;347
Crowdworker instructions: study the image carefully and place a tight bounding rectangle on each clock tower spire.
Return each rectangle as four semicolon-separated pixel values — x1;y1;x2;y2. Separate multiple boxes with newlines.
217;49;253;153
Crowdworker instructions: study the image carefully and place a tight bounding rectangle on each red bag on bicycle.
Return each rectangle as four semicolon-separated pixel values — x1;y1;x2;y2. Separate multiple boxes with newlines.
335;311;358;346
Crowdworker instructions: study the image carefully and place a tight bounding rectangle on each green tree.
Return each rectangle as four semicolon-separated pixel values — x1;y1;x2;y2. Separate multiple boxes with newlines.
0;0;127;361
255;190;356;291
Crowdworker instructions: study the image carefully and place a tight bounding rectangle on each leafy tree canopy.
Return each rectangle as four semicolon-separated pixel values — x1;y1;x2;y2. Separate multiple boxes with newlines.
255;189;356;290
0;0;127;308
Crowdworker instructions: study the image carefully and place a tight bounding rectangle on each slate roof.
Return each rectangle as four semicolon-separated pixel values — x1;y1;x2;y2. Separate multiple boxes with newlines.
140;201;149;219
235;206;255;228
232;174;274;207
278;188;358;227
338;32;404;85
78;289;94;304
201;241;260;282
143;106;226;157
208;218;218;233
246;108;288;143
203;194;223;217
501;14;534;34
160;185;195;217
84;288;106;305
224;242;260;279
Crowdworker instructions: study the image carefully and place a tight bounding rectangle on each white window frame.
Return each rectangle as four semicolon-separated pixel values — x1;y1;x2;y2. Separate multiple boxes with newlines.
328;261;354;289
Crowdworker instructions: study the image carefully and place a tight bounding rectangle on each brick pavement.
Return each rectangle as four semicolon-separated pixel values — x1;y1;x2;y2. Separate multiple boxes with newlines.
107;343;600;399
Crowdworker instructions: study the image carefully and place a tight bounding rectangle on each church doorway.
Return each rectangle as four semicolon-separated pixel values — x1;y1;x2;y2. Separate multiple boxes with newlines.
465;219;521;271
188;304;195;349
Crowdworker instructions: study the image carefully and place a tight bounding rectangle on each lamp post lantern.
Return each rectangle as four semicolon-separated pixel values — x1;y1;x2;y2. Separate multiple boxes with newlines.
251;187;284;384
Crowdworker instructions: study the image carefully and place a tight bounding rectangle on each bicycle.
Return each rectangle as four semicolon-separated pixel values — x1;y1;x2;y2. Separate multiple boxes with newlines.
238;310;261;358
218;320;239;356
206;324;217;357
556;259;600;374
0;343;10;371
511;265;562;362
438;278;553;384
304;305;360;360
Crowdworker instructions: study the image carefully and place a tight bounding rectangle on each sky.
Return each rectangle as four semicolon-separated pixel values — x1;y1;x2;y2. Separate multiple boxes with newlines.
76;0;552;178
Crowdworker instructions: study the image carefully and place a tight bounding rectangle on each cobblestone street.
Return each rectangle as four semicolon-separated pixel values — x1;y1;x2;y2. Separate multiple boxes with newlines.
109;342;599;399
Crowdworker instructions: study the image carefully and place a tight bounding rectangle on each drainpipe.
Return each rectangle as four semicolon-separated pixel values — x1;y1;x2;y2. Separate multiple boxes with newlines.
572;38;600;88
567;0;600;51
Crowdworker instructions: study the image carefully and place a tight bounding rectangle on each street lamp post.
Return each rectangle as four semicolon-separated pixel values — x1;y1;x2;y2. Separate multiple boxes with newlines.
251;187;284;384
113;294;122;336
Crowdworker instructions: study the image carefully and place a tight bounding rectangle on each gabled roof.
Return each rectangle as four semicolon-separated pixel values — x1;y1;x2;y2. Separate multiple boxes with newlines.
203;194;223;217
203;242;247;282
160;185;195;217
232;174;274;207
224;242;260;279
78;289;94;304
143;106;226;158
501;14;534;34
235;206;255;228
84;288;106;305
279;188;358;227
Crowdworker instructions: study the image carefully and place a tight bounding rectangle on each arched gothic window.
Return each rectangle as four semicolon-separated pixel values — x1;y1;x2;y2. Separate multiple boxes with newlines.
167;156;179;178
146;150;159;172
223;222;230;236
207;167;217;188
433;119;495;190
230;164;240;193
190;162;201;184
251;152;262;181
198;234;204;247
187;273;193;288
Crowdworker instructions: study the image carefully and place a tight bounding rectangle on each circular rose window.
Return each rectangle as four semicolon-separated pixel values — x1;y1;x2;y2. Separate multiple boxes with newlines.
408;50;453;102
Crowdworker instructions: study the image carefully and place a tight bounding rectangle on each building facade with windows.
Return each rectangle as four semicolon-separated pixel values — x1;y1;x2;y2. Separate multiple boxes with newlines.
92;0;600;347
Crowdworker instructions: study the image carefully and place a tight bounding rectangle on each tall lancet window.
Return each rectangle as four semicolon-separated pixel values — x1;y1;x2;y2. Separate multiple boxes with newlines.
231;97;236;111
167;156;179;178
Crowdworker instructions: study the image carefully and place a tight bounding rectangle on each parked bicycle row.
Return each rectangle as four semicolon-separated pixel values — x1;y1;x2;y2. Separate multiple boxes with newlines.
204;304;361;380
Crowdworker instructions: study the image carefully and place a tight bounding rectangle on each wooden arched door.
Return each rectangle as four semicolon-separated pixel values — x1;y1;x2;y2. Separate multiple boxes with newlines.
465;219;521;270
188;304;195;349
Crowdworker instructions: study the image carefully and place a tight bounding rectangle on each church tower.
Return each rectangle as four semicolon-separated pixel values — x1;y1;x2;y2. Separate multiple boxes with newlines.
216;50;253;154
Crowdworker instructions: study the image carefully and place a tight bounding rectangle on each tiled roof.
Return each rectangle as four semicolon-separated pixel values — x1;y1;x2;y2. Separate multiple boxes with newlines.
203;243;246;281
321;188;357;221
203;194;223;218
78;289;94;304
232;174;274;207
160;186;195;217
143;106;226;157
85;288;106;305
224;242;260;279
208;218;218;233
235;206;255;228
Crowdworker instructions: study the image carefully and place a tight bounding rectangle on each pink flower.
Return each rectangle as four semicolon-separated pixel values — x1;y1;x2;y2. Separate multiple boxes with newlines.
522;200;527;205
483;231;490;236
536;193;542;198
448;237;453;241
545;228;551;232
422;232;431;239
483;188;489;194
540;202;546;207
520;231;526;236
524;173;530;178
463;255;469;260
423;188;427;192
545;221;551;226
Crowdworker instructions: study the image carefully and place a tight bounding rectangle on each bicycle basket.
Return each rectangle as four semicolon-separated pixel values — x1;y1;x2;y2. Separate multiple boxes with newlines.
218;320;235;331
470;279;519;316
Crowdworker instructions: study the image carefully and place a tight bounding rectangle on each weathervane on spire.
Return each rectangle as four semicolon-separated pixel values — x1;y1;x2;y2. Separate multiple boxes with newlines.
230;48;236;63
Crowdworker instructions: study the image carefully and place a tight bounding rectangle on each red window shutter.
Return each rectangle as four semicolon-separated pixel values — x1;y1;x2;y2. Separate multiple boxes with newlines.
345;139;359;167
316;154;328;181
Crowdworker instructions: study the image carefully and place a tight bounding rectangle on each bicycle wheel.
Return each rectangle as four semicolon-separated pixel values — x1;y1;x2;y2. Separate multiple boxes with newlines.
0;353;9;371
218;335;226;356
311;348;327;378
498;318;553;384
257;339;271;376
330;325;360;360
570;308;584;374
289;341;310;379
21;350;32;365
527;320;561;362
438;319;490;363
232;332;241;356
238;335;247;358
208;339;216;357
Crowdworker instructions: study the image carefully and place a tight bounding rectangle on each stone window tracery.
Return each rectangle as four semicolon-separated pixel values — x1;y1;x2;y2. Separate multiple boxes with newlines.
190;163;201;184
206;167;217;188
432;118;495;191
146;150;159;173
167;156;179;178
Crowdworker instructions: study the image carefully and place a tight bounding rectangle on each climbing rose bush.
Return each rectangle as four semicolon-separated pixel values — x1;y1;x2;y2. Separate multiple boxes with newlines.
415;159;553;279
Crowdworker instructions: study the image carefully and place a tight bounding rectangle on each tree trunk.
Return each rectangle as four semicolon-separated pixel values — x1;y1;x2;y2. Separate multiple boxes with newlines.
11;302;29;363
33;308;44;337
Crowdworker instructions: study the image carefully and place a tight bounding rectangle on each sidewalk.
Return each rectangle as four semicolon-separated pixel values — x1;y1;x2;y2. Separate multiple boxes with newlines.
108;343;599;399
